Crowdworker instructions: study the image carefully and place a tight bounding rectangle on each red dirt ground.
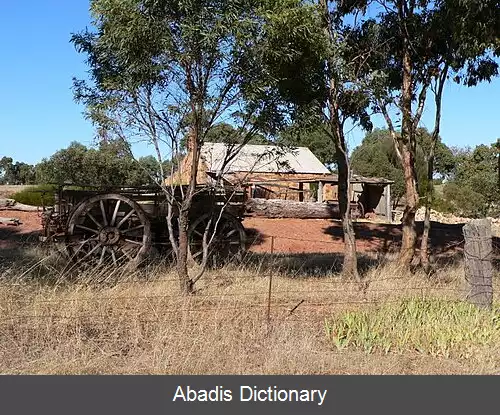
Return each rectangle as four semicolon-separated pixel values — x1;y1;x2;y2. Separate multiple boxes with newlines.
2;210;486;260
243;218;392;254
242;217;477;259
0;211;45;249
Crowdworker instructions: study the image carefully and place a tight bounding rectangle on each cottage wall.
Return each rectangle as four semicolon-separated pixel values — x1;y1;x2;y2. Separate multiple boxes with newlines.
223;172;338;202
165;150;391;220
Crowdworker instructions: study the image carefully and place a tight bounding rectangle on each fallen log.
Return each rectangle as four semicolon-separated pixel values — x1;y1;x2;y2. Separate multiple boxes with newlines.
0;198;16;208
0;217;21;226
246;198;340;219
0;198;39;212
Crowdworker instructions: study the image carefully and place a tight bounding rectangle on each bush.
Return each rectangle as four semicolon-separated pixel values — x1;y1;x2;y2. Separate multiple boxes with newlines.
442;183;488;218
10;185;56;206
431;193;455;214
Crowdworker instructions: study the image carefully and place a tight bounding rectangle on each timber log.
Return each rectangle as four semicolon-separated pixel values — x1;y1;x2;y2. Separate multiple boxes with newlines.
245;198;341;219
0;198;39;212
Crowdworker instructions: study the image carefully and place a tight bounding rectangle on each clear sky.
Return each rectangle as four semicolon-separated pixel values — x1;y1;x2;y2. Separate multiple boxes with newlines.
1;1;499;165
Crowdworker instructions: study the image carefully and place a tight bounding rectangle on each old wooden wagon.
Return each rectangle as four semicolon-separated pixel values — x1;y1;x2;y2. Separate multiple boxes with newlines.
39;184;248;268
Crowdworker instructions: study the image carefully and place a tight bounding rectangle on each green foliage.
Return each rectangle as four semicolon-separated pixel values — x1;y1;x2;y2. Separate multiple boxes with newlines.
0;157;36;185
354;0;499;225
441;183;486;217
325;298;499;359
416;128;456;179
352;130;498;216
70;0;308;151
364;0;500;100
279;123;336;168
351;128;437;205
430;193;455;214
35;141;168;187
10;185;57;207
258;1;329;113
440;142;499;217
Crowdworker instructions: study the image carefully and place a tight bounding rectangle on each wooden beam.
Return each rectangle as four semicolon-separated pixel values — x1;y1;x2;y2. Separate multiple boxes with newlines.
0;199;39;211
385;184;392;222
317;181;324;203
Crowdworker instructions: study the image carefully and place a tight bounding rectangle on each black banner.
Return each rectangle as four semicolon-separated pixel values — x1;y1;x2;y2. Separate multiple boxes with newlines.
0;376;498;415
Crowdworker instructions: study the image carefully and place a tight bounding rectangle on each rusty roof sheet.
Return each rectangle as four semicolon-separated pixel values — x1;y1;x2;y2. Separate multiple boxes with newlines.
201;142;331;175
232;173;393;185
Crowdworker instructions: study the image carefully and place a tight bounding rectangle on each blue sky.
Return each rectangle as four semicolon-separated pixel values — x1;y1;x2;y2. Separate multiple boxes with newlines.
1;1;499;165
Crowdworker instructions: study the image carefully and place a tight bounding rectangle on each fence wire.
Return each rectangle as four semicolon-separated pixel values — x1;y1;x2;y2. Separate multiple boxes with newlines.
0;230;497;328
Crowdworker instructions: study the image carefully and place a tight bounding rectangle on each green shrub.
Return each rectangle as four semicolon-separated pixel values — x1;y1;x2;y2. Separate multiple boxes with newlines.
10;185;56;207
431;193;455;214
443;183;488;218
325;298;499;359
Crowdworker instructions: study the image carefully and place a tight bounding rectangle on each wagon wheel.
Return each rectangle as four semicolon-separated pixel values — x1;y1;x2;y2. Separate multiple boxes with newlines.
188;212;246;268
66;194;151;268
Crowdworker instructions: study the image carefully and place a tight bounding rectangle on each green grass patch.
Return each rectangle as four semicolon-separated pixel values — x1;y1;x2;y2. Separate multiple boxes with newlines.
10;185;56;206
325;298;499;359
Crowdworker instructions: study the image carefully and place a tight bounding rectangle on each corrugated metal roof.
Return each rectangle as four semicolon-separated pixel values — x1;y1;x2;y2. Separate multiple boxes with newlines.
201;142;331;175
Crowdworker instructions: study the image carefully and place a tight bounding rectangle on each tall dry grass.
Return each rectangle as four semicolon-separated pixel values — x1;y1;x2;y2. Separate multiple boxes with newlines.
0;247;498;374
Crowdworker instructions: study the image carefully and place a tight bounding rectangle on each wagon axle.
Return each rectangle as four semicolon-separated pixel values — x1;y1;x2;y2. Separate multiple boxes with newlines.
98;227;121;245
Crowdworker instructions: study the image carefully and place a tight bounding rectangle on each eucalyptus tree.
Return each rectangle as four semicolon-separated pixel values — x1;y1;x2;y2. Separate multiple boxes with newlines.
416;0;499;271
72;0;297;293
355;0;500;268
267;1;384;279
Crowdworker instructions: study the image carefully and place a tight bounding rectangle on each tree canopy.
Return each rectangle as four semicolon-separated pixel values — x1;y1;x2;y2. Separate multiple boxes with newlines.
441;142;500;217
35;141;169;186
278;123;337;168
0;157;36;185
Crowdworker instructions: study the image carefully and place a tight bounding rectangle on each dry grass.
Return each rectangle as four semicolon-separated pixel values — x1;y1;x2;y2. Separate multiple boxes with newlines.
0;185;30;199
0;248;498;374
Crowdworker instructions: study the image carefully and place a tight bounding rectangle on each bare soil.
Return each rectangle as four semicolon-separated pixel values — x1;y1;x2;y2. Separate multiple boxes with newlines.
0;211;43;250
243;217;498;262
1;211;498;262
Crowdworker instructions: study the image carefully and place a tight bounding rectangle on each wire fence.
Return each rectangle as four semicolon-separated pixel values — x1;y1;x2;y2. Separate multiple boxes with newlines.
0;272;492;329
0;225;497;328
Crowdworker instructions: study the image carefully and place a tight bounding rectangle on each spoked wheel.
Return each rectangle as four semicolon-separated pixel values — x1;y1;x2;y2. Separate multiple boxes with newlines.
65;194;151;268
188;212;246;268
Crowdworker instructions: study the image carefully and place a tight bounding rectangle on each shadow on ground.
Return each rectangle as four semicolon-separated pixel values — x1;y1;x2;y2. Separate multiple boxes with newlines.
246;220;499;274
238;250;381;278
0;226;44;267
2;220;498;282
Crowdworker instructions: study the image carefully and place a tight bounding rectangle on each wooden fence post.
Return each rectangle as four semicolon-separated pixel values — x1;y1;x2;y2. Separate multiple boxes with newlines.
266;236;275;325
462;219;493;309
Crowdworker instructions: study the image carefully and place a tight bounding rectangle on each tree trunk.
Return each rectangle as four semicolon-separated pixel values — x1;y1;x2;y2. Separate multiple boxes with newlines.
0;199;39;211
176;124;199;294
398;2;418;268
399;146;418;266
177;207;192;294
319;0;359;280
420;153;434;274
336;143;359;280
419;63;448;273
